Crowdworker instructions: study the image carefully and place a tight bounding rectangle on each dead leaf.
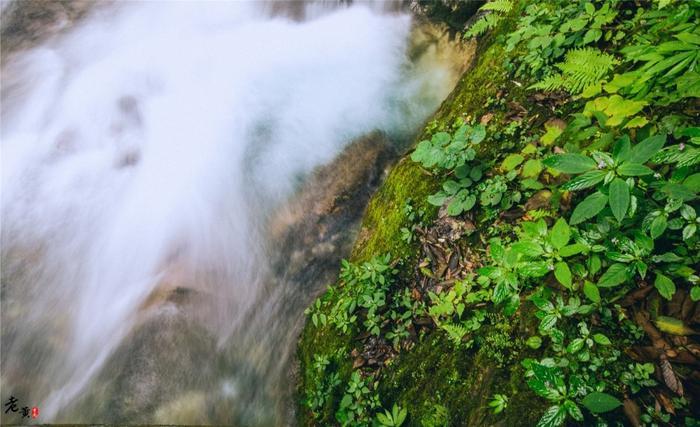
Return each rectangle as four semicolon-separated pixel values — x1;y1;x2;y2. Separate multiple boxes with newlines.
623;398;642;427
659;355;684;396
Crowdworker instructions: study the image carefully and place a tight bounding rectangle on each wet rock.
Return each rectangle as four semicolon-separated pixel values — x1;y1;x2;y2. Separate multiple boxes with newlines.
59;308;218;424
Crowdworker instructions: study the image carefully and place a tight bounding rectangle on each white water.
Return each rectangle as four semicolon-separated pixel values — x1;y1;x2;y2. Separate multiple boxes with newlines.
1;1;457;424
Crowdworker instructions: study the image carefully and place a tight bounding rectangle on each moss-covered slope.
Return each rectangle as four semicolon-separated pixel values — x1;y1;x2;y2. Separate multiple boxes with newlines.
296;9;550;426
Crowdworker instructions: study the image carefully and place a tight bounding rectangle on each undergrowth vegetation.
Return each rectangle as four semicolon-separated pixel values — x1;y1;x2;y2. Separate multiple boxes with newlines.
300;1;699;426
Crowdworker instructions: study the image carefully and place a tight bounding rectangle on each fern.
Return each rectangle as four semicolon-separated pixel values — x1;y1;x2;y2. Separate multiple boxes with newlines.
441;323;469;346
465;0;513;38
465;14;502;38
531;48;619;94
481;0;513;13
530;74;567;92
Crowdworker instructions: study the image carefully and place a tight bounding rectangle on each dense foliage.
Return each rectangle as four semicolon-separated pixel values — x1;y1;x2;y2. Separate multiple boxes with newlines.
301;1;700;426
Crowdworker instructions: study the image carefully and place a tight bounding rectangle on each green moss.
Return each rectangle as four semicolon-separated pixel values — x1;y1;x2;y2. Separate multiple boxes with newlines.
350;29;516;265
378;331;546;427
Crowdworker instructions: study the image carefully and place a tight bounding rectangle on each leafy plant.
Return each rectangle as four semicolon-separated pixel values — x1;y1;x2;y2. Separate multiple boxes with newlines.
544;134;666;224
376;404;407;427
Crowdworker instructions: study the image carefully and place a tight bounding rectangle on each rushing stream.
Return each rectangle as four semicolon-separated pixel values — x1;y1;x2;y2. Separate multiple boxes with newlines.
1;1;466;424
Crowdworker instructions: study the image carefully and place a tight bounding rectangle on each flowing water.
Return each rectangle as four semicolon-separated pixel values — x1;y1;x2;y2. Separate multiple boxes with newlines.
0;1;465;424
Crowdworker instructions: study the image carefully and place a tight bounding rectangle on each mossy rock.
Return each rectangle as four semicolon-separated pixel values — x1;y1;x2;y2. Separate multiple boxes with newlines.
297;6;550;426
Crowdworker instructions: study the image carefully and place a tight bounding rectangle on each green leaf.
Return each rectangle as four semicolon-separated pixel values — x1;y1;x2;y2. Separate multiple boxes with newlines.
502;154;525;171
471;125;486;143
650;215;668;239
564;400;584;422
691;286;700;302
554;262;573;289
683;224;697;240
528;364;565;401
567;338;585;354
654;273;676;300
550;218;571;249
492;282;511;305
624;116;649;129
598;263;628;287
629;135;666;164
570;192;608;225
540;314;558;332
526;336;543;349
661;182;697;201
562;170;606;191
511;241;544;258
581;392;622;413
447;198;465;216
560;243;587;257
612;135;631;162
583;281;601;303
522;159;544;178
618;163;654;176
593;333;611;345
427;193;446;207
609;178;630;222
543;153;597;174
536;405;567;427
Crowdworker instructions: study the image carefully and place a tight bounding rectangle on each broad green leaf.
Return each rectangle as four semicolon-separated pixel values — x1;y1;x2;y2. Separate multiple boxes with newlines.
570;192;608;225
563;400;584;422
583;281;601;303
661;182;697;201
691;286;700;302
543;153;597;174
566;338;585;354
550;218;570;249
536;405;567;427
650;215;667;239
593;333;611;345
541;125;563;146
562;170;606;191
554;262;573;289
581;392;622;413
560;243;587;257
526;336;543;349
609;178;630;222
624;116;649;129
528;364;565;401
522;159;543;178
447;198;464;216
427;193;447;206
502;153;525;171
492;282;511;304
629;135;666;164
540;314;558;332
511;241;544;258
618;163;654;176
471;125;486;143
684;173;700;192
519;261;551;278
612;135;631;162
598;263;628;287
654;272;676;300
683;224;697;240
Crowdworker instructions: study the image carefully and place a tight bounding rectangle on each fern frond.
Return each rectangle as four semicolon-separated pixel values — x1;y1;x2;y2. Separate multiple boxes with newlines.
481;0;513;13
465;14;502;38
531;48;619;94
557;48;619;93
529;74;566;91
441;324;469;346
